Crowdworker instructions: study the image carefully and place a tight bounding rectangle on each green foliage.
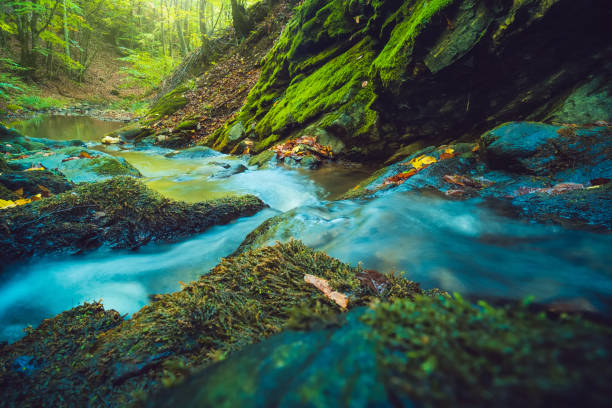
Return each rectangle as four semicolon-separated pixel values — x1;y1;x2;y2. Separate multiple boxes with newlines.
118;48;179;90
362;294;612;407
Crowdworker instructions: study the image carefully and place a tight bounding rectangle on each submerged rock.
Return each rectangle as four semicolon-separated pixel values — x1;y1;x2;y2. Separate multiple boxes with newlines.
0;176;266;262
2;125;142;183
6;146;142;183
164;146;222;159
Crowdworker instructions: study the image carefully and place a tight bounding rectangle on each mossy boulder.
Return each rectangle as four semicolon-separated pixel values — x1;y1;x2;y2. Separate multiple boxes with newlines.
0;169;74;198
6;146;142;183
209;0;611;161
0;176;267;262
0;241;426;407
248;149;277;168
103;121;153;142
147;82;192;119
148;294;612;407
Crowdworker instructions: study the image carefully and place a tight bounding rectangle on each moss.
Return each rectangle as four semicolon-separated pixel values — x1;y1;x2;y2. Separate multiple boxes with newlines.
91;157;142;177
339;165;387;199
0;183;18;200
0;240;426;407
147;82;193;118
175;120;198;131
247;150;276;168
255;38;377;137
253;134;280;152
362;294;612;406
0;177;266;262
0;155;9;172
371;0;455;87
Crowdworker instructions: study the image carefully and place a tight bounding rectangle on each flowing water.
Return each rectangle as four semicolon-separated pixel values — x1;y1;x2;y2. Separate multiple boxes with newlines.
1;115;611;342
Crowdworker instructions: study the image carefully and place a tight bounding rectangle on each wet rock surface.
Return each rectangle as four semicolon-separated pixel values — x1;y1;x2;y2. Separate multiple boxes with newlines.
1;124;142;183
0;177;267;263
346;122;612;230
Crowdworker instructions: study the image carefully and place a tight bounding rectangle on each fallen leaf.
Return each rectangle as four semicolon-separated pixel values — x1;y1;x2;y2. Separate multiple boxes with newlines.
443;174;485;188
439;147;455;160
445;189;466;197
13;187;23;197
62;156;80;162
37;184;51;197
304;274;348;309
79;151;93;159
25;165;45;171
382;169;418;186
361;81;368;88
402;155;437;170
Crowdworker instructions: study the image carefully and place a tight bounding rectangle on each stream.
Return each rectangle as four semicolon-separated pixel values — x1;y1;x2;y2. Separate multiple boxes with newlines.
1;115;611;342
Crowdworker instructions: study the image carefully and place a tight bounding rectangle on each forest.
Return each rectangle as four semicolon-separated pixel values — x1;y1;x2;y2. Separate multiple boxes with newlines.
0;0;611;406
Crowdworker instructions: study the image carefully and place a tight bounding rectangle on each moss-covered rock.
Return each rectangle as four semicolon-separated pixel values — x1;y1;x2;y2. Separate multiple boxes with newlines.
6;146;142;183
0;176;267;262
0;169;74;198
0;241;426;407
208;0;611;162
147;293;612;407
147;82;192;119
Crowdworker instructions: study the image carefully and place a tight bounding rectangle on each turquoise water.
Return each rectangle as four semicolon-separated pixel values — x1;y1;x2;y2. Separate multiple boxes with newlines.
1;115;610;342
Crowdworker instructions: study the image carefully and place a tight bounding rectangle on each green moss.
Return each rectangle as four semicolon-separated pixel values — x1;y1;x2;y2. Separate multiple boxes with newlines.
371;0;455;87
0;240;425;407
147;81;192;118
91;157;141;177
0;183;18;200
254;134;280;152
363;294;612;406
339;165;387;199
255;39;376;136
0;177;266;261
175;119;198;131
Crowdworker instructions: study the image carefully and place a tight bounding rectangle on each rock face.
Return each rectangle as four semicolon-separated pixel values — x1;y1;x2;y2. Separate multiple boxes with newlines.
0;177;267;263
209;0;611;161
344;121;612;230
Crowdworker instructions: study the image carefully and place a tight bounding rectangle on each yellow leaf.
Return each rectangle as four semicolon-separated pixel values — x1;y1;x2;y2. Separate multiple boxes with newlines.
0;199;17;210
409;155;437;170
14;198;32;206
25;166;45;172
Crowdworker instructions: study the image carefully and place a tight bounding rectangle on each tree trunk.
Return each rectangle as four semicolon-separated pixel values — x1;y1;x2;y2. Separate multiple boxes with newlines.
63;0;71;60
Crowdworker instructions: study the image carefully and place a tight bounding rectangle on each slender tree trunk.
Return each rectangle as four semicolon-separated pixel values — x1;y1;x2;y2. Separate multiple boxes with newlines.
63;0;71;60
